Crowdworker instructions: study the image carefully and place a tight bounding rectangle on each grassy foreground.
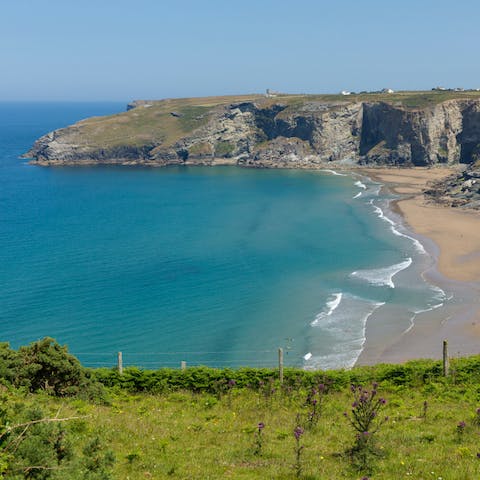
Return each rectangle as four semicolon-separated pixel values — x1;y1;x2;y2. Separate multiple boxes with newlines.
4;362;480;479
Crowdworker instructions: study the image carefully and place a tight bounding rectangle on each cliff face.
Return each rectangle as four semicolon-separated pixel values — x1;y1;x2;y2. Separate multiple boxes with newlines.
25;97;480;169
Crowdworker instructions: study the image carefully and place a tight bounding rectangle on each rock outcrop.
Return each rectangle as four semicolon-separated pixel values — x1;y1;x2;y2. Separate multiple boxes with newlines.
425;163;480;209
25;95;480;171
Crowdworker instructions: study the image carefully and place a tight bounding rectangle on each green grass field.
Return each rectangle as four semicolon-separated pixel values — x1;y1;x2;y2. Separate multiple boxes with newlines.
5;360;480;479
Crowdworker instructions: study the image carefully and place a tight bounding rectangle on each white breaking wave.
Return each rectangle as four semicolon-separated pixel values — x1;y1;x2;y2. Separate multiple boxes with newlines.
303;352;312;360
353;192;362;199
350;258;413;288
430;283;447;301
320;169;347;176
354;180;367;189
413;302;444;315
403;300;446;336
305;295;385;370
311;292;343;326
372;204;426;254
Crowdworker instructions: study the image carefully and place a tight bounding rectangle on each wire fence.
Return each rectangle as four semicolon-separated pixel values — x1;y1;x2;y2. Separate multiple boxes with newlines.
74;348;302;370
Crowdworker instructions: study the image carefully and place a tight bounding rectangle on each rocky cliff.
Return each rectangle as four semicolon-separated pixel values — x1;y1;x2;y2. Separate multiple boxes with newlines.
424;163;480;209
25;93;480;170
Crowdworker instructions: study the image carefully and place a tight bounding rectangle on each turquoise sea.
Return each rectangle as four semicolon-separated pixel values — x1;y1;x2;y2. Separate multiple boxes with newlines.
0;103;448;369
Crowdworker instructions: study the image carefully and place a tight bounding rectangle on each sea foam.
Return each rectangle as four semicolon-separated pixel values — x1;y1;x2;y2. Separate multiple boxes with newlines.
311;292;343;326
320;169;347;176
305;293;385;370
354;180;367;189
372;203;426;254
350;258;413;288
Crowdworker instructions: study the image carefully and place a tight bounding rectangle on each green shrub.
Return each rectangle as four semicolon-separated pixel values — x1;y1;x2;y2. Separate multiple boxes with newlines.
15;338;90;396
0;338;105;400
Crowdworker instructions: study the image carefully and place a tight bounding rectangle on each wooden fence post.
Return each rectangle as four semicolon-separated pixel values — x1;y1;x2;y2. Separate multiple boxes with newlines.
443;340;449;377
117;351;123;375
181;361;187;371
278;348;284;384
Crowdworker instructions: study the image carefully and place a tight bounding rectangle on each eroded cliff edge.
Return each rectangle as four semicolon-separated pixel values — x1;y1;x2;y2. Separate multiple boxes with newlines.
25;94;480;171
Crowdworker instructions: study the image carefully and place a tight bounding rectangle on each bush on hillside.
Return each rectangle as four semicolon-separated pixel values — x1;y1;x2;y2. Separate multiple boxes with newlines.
0;338;104;399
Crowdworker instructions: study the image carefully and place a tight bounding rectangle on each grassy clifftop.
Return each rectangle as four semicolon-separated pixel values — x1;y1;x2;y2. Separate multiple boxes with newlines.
49;90;480;150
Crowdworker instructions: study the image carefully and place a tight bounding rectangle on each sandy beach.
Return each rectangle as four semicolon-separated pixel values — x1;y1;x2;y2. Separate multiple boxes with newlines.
356;167;480;364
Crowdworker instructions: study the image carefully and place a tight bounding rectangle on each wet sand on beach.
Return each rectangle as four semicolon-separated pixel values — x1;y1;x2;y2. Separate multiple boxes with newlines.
356;167;480;364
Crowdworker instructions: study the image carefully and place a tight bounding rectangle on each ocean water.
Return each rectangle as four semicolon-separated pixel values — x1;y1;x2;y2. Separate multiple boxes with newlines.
0;102;448;369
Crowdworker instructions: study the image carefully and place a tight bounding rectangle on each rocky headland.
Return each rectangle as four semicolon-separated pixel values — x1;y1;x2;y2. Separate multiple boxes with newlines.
25;91;480;207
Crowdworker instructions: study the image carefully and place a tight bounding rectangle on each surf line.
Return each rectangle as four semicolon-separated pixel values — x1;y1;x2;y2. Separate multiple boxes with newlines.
371;201;426;254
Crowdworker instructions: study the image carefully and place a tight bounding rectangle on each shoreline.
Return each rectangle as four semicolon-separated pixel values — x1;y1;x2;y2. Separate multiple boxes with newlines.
355;167;480;365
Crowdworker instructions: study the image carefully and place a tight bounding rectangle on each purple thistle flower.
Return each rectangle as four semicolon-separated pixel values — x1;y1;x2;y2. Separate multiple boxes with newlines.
294;426;304;440
476;407;480;415
228;379;236;387
379;398;387;404
477;452;480;459
312;398;318;405
372;382;378;389
318;383;325;391
458;421;466;429
258;422;265;431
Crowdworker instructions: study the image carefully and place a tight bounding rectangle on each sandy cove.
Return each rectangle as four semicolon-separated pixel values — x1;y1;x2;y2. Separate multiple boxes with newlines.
355;167;480;365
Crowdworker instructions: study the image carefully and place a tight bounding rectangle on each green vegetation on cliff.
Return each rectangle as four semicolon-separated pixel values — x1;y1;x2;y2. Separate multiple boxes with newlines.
26;90;480;172
84;90;480;149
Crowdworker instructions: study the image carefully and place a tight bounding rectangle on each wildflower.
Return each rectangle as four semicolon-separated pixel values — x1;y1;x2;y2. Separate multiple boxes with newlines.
294;426;304;440
228;379;236;387
253;422;265;456
293;425;305;478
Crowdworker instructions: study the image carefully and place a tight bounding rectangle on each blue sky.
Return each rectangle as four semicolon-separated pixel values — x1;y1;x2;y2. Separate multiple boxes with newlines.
2;0;479;101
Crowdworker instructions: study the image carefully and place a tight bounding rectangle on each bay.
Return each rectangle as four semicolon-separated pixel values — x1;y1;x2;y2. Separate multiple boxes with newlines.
0;102;446;369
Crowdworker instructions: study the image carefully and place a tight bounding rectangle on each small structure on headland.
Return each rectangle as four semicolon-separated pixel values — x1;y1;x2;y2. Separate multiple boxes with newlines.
265;88;280;98
340;90;351;96
381;88;395;94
